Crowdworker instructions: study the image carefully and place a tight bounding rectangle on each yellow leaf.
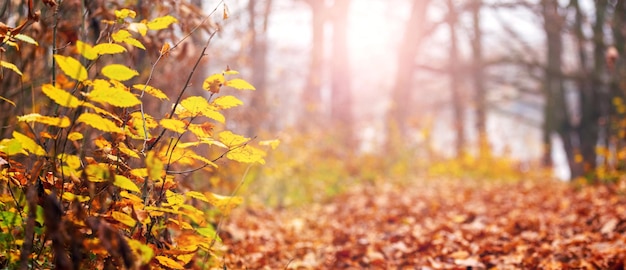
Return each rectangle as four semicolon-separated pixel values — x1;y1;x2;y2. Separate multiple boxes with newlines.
88;79;141;107
41;84;83;108
180;96;210;115
225;78;255;90
67;132;83;141
81;102;121;122
62;192;90;202
226;145;266;164
127;239;154;265
146;151;163;181
76;113;122;133
93;43;127;56
159;118;187;134
111;211;137;227
218;131;249;147
130;168;148;178
12;131;46;156
115;8;136;19
0;95;16;106
13;34;38;46
155;256;184;270
164;190;185;207
85;164;111;182
75;40;97;60
0;138;27;156
146;15;178;30
259;139;280;150
213;95;243;109
191;153;218;168
54;55;88;81
185;191;209;203
202;73;225;93
1;61;23;76
132;84;168;100
128;22;148;36
112;30;146;50
114;175;140;193
188;122;213;138
223;68;239;75
57;154;81;169
101;64;139;81
118;142;139;158
17;113;71;128
112;29;132;42
206;192;243;215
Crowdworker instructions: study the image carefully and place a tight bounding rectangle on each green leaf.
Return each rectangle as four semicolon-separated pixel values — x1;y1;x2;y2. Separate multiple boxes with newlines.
54;55;88;81
101;64;139;81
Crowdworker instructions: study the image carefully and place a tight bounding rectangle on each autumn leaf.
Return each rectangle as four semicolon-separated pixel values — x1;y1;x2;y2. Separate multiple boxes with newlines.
41;84;83;108
54;55;88;81
113;175;140;193
132;84;169;100
88;79;141;107
159;118;187;134
203;73;225;93
111;30;146;50
114;8;136;19
206;192;243;215
146;150;163;181
0;95;16;106
12;131;46;156
13;34;38;46
213;95;243;109
226;145;266;164
186;191;209;203
225;78;256;90
101;64;139;81
1;61;23;76
17;113;71;128
218;131;250;147
76;113;122;133
155;255;185;269
128;22;148;36
111;211;136;227
146;15;178;30
67;132;83;141
93;43;127;56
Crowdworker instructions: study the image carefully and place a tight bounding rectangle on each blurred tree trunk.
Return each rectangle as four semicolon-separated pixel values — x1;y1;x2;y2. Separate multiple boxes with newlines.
446;0;465;157
388;0;431;141
471;0;488;158
541;0;577;177
247;0;272;133
329;0;354;148
302;0;326;124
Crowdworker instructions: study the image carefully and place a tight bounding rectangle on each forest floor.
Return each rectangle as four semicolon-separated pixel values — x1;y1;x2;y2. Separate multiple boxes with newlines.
218;179;626;269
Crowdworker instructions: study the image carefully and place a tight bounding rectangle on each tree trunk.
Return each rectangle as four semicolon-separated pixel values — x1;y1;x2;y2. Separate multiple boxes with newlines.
330;0;354;148
471;0;488;158
388;0;431;140
302;0;325;123
446;0;465;157
247;0;272;132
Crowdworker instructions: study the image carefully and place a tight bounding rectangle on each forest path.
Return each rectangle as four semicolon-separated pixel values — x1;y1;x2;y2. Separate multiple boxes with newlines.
219;180;626;269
